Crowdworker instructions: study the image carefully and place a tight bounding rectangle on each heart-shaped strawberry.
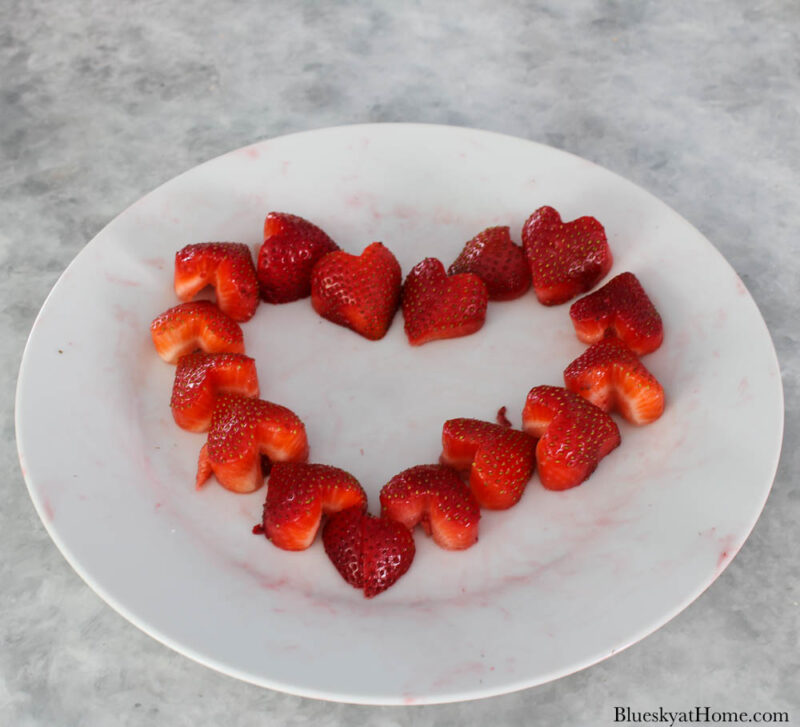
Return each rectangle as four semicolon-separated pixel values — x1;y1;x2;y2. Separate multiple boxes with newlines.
569;271;663;355
522;206;613;305
564;337;665;425
448;226;531;301
150;301;245;364
262;463;367;551
196;394;309;493
171;352;259;432
440;418;537;509
402;258;489;345
323;507;416;598
522;385;620;491
174;242;260;322
258;212;339;304
380;464;481;550
310;242;402;340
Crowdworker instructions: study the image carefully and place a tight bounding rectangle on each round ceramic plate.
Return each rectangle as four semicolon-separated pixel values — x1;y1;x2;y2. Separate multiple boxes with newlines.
16;124;783;705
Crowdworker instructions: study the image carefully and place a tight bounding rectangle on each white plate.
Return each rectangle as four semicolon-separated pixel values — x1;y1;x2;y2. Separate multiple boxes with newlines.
15;124;783;704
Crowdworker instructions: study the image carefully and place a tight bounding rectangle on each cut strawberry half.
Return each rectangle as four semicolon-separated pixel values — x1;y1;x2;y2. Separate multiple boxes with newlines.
310;242;402;340
448;226;531;301
569;271;663;355
150;301;245;364
380;464;480;550
323;507;416;598
170;352;259;432
196;394;309;493
258;212;339;304
174;242;259;322
522;206;613;305
262;463;367;551
440;419;536;509
564;337;665;425
402;258;489;346
522;385;620;491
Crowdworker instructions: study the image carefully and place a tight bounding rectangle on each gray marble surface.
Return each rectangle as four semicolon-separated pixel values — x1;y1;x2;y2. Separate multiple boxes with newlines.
2;0;798;724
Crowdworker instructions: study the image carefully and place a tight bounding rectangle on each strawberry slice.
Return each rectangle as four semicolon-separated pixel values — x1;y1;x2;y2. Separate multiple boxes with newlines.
262;463;367;551
448;226;531;301
196;394;309;493
440;419;536;509
380;465;480;550
522;206;613;305
522;385;620;491
564;337;665;425
170;352;259;432
150;301;245;364
402;258;489;346
323;507;416;598
174;242;259;322
310;242;402;340
258;212;339;304
569;272;663;355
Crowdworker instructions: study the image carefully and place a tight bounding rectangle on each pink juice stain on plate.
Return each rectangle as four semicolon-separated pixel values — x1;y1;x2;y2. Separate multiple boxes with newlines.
41;495;55;522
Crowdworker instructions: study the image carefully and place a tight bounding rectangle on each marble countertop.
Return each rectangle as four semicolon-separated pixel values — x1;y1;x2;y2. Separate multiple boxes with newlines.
2;1;798;724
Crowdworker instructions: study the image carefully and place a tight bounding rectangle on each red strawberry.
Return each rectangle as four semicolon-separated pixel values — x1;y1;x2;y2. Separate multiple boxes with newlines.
380;465;480;550
569;272;663;355
323;507;416;598
150;301;245;364
564;337;665;425
448;226;531;301
196;394;309;493
258;212;339;304
310;242;402;340
402;258;489;346
522;206;613;305
174;242;259;322
262;463;367;551
522;385;620;491
440;419;536;509
170;352;259;432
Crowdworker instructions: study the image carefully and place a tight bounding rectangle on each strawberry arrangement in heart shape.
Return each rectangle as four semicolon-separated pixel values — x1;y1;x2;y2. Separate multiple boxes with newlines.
150;205;666;597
